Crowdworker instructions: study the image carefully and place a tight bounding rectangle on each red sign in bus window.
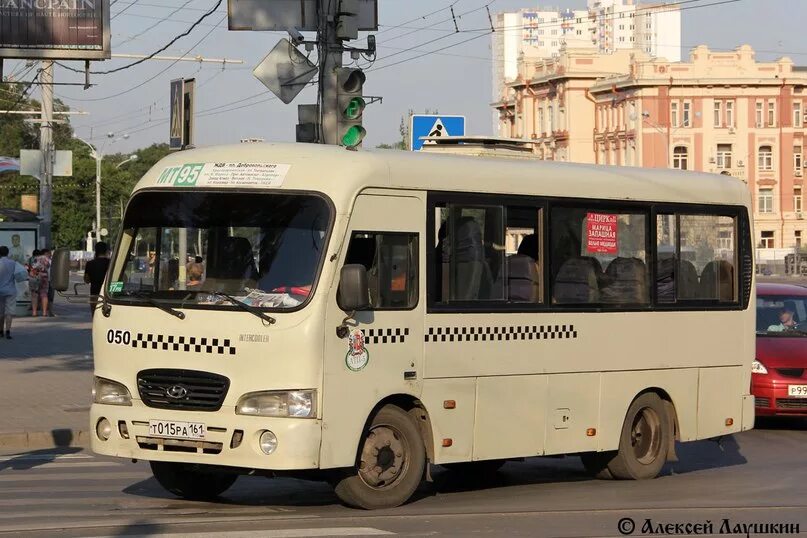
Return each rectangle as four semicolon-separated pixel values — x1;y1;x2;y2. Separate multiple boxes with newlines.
586;213;618;254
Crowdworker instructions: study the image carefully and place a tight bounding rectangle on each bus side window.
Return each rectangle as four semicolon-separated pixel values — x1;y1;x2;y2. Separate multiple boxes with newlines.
345;232;419;309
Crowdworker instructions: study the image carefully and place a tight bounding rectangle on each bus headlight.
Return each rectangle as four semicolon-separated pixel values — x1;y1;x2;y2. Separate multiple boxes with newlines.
751;360;768;375
93;377;132;406
235;390;316;418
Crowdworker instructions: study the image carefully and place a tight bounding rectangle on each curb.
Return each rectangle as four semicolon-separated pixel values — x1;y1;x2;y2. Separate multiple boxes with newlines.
0;429;89;452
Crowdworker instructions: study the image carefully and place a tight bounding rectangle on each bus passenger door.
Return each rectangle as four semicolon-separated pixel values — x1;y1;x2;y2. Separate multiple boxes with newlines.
320;193;425;469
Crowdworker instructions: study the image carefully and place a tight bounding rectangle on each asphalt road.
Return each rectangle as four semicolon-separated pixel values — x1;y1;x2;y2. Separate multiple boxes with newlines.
1;417;805;537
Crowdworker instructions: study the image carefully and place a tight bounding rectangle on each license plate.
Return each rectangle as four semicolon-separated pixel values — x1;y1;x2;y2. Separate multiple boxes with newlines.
787;385;807;398
148;420;206;440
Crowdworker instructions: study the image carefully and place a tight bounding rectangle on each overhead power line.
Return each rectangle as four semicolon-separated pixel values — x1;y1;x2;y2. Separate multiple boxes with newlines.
59;0;222;75
115;0;198;48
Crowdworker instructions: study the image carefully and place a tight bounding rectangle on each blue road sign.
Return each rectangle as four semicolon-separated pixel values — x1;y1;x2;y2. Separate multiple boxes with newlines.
410;114;466;151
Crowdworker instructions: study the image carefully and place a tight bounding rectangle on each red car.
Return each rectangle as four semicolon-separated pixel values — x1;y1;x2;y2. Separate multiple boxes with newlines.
753;282;807;416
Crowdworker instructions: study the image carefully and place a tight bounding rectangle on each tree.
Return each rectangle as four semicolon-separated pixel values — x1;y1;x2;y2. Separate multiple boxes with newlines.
376;108;439;150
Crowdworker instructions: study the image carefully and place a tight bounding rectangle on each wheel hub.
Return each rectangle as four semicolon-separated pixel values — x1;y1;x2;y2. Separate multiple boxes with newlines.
358;425;408;489
631;407;661;465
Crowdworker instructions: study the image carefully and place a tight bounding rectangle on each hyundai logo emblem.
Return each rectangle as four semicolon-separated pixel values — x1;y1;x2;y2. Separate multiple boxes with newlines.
165;385;188;399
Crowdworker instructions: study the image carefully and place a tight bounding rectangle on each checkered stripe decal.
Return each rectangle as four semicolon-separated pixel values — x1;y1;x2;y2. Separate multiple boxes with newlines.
361;328;410;344
132;333;236;355
425;325;577;343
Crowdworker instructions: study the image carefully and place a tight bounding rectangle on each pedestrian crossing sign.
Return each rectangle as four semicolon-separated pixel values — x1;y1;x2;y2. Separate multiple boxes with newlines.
409;115;466;151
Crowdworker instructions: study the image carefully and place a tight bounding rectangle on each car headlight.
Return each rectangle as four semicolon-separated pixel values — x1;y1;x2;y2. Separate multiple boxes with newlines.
751;360;768;375
235;390;316;418
93;377;132;406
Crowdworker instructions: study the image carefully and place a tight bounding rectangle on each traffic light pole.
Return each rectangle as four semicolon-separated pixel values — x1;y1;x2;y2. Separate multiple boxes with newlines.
319;0;342;145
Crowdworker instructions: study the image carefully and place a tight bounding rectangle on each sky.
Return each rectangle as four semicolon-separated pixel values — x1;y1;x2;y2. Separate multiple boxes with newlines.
10;0;804;154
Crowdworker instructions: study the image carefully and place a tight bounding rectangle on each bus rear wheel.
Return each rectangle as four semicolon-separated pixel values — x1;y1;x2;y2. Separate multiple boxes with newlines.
333;405;426;510
150;461;238;501
606;393;670;480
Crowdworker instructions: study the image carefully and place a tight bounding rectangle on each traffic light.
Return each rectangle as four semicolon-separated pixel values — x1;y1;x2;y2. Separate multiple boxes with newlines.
336;67;366;148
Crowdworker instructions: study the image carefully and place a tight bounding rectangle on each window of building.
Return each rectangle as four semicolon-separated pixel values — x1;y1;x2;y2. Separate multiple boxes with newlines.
795;145;803;172
796;230;802;249
714;100;722;127
673;146;688;170
759;188;774;213
795;187;803;213
431;202;543;306
726;100;734;128
344;232;419;310
768;101;776;127
756;101;764;127
671;101;679;127
657;214;737;302
538;29;544;35
538;107;545;134
548;105;554;132
759;231;775;249
551;29;557;35
716;144;733;169
758;145;774;171
619;36;625;42
682;102;691;127
551;208;648;305
794;101;803;128
552;40;558;46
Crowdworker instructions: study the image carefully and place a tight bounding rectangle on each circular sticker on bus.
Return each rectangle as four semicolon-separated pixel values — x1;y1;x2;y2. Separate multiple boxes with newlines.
345;329;370;372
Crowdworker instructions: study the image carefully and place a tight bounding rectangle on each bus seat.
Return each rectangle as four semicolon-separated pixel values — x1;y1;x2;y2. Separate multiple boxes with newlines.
601;257;648;304
453;217;490;300
678;260;700;299
656;256;676;302
507;254;540;302
699;260;735;301
553;257;600;304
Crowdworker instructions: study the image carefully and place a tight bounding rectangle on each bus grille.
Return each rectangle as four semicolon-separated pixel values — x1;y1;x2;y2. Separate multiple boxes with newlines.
776;398;807;410
775;368;804;378
137;369;229;412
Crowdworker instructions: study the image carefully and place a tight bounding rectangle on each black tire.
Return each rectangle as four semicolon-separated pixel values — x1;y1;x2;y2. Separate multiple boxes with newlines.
150;461;238;501
605;393;670;480
442;459;506;478
579;451;614;479
333;405;426;509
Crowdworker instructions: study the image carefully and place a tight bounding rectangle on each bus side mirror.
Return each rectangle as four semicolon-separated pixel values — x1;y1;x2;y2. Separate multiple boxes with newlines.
51;248;71;292
338;264;370;312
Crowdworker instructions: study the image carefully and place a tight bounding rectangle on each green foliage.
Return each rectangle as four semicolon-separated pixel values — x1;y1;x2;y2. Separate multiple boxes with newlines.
0;90;171;248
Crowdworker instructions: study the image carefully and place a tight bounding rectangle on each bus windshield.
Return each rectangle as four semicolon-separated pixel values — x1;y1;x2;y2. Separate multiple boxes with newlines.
108;191;331;310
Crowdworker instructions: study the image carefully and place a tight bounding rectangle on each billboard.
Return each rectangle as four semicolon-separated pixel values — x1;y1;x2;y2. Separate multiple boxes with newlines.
0;0;111;60
228;0;377;31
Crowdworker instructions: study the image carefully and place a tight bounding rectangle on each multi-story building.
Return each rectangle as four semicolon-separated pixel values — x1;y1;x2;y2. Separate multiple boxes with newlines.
491;0;681;110
494;44;807;252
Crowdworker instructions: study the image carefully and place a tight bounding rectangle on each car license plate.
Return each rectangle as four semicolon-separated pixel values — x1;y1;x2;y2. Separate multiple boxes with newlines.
787;385;807;398
148;420;206;440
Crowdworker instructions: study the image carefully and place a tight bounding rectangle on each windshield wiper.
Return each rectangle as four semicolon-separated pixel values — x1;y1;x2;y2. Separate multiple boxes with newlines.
125;291;186;320
205;291;277;325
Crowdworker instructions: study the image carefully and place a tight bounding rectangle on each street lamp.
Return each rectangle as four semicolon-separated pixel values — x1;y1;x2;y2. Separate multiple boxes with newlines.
76;133;129;243
116;154;138;169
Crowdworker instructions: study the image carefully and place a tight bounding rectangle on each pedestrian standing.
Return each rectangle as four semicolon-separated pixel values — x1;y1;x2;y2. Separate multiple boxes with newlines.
84;242;111;317
44;248;55;317
30;249;51;317
0;246;28;339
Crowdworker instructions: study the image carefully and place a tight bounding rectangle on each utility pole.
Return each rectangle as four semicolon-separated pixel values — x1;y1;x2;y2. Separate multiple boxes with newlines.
39;60;54;249
319;0;341;145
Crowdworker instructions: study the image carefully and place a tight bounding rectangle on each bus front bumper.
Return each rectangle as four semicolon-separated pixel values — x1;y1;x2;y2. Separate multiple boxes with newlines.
90;403;322;471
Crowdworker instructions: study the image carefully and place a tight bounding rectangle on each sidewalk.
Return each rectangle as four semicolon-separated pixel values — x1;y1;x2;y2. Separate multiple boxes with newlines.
0;291;93;450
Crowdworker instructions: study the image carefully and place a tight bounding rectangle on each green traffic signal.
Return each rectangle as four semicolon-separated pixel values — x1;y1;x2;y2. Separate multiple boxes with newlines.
344;97;366;120
341;125;366;148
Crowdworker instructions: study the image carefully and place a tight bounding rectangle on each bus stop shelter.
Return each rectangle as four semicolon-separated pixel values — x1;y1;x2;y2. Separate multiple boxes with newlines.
0;209;39;316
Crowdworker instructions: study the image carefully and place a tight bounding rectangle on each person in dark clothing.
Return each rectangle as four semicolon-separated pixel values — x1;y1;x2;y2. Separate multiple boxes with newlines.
85;242;111;316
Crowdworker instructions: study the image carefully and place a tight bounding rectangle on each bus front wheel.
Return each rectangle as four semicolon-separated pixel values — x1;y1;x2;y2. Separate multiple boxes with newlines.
607;393;670;480
334;404;426;509
150;461;237;501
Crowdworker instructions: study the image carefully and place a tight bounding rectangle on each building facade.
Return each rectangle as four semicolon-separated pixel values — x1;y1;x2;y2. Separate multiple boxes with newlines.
492;0;681;110
494;44;807;252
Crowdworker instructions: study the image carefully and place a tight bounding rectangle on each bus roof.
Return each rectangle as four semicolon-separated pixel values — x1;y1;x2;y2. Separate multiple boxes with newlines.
133;142;751;209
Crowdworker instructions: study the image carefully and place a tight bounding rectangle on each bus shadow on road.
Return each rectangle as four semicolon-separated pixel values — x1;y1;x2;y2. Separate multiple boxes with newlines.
663;435;747;476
